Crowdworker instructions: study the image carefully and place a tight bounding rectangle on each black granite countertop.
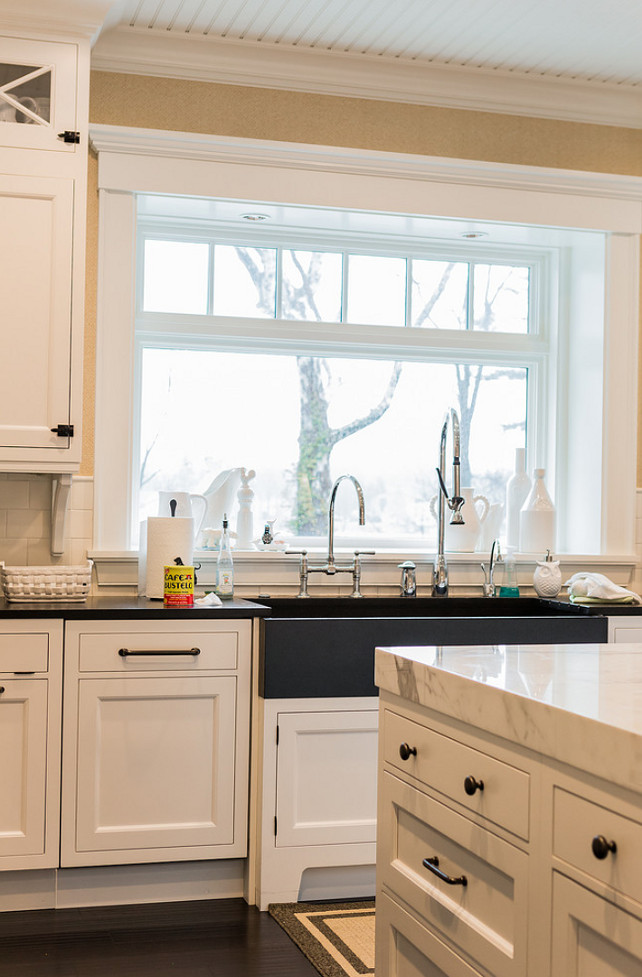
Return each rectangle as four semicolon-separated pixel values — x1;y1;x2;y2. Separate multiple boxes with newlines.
0;596;271;619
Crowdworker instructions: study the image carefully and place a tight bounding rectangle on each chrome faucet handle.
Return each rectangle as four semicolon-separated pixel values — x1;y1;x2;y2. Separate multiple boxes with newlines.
398;561;417;597
350;550;374;598
286;550;310;598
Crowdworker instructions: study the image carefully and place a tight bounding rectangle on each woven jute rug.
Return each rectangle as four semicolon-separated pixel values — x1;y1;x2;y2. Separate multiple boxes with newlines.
268;900;375;977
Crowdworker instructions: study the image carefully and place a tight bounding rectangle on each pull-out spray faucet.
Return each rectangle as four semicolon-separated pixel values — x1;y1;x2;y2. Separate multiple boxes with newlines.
432;408;465;597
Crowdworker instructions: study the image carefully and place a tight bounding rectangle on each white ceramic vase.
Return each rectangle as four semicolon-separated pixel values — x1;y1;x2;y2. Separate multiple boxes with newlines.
505;448;530;551
519;468;556;553
431;487;490;552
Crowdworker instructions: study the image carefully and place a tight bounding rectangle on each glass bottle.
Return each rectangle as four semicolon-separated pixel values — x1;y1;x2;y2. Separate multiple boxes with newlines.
505;448;530;551
215;513;234;599
498;551;520;597
519;469;556;554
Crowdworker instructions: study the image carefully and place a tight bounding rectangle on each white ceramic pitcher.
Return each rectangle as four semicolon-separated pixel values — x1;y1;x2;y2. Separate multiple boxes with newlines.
157;491;208;541
430;487;490;552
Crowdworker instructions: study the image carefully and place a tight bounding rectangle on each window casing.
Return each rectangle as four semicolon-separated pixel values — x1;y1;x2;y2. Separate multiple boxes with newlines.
89;126;640;574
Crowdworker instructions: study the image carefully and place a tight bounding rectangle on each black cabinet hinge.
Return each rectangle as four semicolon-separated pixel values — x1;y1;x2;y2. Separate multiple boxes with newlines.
51;424;74;438
57;130;80;144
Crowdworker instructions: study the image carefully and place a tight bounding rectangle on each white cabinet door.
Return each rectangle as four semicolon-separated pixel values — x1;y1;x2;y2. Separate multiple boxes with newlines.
0;36;79;153
552;873;642;975
65;674;240;865
0;679;49;860
0;172;80;466
276;709;378;848
607;618;642;643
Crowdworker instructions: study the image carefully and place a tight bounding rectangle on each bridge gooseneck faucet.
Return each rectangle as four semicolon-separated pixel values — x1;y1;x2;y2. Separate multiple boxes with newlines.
432;408;466;597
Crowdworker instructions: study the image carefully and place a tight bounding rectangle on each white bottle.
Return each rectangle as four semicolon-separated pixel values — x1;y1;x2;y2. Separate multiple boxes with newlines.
235;468;256;550
519;469;556;554
215;513;234;599
505;448;530;551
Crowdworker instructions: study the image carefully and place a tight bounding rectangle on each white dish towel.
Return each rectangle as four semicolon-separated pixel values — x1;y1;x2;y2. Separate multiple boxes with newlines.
564;572;642;604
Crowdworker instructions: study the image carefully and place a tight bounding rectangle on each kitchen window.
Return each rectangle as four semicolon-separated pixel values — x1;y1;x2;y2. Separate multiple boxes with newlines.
90;126;639;572
134;208;542;549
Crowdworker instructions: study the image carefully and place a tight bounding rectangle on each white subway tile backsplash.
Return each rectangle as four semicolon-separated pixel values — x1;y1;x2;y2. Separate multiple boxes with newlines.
1;539;28;565
71;477;93;510
28;476;52;511
0;475;94;568
6;508;48;539
68;508;93;540
0;480;30;509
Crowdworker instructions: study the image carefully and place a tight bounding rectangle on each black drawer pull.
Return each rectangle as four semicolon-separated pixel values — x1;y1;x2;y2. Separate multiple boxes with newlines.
592;835;617;860
399;742;417;761
0;686;5;694
118;647;201;657
423;856;467;887
464;775;484;796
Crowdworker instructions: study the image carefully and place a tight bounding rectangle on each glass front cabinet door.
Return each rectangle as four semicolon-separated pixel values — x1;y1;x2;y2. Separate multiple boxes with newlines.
0;36;79;153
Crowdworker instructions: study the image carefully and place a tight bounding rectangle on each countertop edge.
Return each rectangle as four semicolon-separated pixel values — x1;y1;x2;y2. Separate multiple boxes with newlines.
375;644;642;795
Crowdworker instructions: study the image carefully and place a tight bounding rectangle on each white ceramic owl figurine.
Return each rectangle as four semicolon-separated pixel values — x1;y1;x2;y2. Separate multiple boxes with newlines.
533;550;562;597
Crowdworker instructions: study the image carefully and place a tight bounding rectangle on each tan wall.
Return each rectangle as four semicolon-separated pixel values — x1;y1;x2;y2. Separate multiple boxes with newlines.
85;71;642;477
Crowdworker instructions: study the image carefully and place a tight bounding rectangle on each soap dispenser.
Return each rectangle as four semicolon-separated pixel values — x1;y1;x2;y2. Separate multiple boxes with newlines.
533;550;562;598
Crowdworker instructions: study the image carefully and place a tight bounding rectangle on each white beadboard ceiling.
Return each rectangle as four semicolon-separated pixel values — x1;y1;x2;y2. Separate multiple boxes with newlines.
107;0;642;84
52;0;642;126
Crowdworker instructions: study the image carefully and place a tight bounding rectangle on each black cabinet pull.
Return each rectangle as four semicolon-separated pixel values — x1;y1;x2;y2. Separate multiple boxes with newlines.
0;686;5;694
464;775;484;796
422;856;467;887
399;742;417;761
592;835;617;860
118;647;201;657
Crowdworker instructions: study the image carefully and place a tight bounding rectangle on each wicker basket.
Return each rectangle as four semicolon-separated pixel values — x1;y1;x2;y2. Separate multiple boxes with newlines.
1;563;92;602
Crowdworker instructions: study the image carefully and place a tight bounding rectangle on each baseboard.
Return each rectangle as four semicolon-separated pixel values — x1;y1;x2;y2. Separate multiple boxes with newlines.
0;859;245;912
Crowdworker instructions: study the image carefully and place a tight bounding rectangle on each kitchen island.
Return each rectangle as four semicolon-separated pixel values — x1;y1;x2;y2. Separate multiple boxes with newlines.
375;642;642;976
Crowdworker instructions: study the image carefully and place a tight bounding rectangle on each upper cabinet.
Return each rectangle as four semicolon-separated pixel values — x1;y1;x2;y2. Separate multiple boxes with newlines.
0;32;89;472
0;36;80;154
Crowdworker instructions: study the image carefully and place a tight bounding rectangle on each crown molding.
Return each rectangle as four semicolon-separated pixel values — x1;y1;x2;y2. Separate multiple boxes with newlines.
89;124;642;205
0;0;116;39
91;27;642;130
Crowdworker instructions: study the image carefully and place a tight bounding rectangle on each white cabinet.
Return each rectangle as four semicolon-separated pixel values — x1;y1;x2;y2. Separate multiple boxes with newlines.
253;697;378;909
552;873;642;975
376;681;642;975
0;621;62;870
61;619;251;867
607;616;642;643
377;699;530;977
0;33;88;471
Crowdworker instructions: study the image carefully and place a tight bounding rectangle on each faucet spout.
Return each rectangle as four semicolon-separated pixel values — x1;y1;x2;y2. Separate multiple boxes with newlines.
432;408;465;597
328;474;365;566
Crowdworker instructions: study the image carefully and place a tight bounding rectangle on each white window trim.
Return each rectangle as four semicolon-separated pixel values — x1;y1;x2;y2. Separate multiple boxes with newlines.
90;125;641;589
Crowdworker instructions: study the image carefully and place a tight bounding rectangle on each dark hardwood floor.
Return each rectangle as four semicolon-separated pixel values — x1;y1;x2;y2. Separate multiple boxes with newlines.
0;898;319;977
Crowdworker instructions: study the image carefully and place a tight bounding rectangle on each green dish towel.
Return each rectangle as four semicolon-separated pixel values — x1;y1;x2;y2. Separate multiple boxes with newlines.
569;594;637;604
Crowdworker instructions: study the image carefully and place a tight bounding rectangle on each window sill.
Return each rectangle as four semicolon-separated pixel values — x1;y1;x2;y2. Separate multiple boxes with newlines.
89;549;639;596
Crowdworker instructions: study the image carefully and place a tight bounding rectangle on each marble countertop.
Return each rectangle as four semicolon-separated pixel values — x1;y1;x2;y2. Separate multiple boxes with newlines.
375;643;642;793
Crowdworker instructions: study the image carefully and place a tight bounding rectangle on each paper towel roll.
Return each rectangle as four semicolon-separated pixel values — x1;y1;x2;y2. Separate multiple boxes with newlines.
144;516;194;599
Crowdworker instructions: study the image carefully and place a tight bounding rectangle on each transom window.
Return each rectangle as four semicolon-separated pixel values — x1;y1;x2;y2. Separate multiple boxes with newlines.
134;200;547;550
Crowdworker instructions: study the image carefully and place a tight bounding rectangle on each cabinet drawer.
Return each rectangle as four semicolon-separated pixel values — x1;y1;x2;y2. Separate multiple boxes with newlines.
376;891;485;977
78;630;238;671
0;633;48;672
553;787;642;905
383;708;530;840
379;772;528;977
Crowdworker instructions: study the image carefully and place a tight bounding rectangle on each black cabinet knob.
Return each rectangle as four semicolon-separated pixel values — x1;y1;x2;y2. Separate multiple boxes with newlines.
464;775;484;796
591;835;617;860
399;742;417;761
